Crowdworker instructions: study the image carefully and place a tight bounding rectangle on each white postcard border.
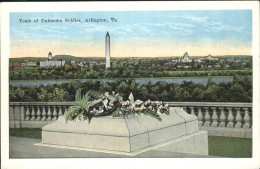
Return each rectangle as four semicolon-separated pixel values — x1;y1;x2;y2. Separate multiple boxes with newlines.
1;1;260;169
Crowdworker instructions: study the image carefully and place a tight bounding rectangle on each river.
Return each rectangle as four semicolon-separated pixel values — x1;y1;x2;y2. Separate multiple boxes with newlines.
9;77;234;87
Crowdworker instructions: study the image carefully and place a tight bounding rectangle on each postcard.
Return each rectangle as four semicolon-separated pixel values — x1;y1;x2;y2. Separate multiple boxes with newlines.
1;1;260;169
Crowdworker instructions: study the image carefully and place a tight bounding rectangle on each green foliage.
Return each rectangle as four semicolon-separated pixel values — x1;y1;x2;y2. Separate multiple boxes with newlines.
64;89;92;123
9;63;252;81
9;76;252;103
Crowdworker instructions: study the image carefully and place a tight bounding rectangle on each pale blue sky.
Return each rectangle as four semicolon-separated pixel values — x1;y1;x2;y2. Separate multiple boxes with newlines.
10;10;252;57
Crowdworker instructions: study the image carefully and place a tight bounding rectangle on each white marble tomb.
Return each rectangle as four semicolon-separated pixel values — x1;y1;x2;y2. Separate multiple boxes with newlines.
41;107;208;155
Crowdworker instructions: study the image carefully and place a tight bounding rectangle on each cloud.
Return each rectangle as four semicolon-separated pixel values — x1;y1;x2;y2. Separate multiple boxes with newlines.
171;15;209;23
205;22;247;34
182;15;209;23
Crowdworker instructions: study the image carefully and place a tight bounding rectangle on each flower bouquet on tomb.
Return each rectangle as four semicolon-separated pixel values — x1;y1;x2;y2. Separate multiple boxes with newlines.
65;89;170;123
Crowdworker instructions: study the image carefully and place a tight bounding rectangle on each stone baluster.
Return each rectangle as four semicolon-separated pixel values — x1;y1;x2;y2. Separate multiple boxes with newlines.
30;106;36;121
235;108;242;128
41;106;47;121
243;108;250;128
20;105;25;121
36;106;41;121
227;108;234;128
203;107;211;127
219;107;226;127
52;106;58;121
211;107;218;127
46;106;52;121
197;107;203;126
25;106;30;121
58;106;63;118
190;107;195;115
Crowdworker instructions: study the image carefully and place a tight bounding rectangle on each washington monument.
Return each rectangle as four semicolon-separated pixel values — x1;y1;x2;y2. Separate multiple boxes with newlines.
105;32;110;68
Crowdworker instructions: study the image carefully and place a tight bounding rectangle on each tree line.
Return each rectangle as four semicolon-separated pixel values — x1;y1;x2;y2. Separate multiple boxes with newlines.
9;66;252;80
9;76;252;103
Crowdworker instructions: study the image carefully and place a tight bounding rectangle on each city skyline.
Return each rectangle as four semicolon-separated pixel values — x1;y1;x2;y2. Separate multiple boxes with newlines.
10;10;252;58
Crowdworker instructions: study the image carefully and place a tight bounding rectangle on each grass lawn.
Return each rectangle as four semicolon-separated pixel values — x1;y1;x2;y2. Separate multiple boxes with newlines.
208;136;252;157
9;128;42;139
9;128;252;157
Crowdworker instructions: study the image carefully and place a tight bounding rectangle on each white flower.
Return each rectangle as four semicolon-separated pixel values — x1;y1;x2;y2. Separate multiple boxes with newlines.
155;101;159;105
109;101;114;106
157;110;162;115
165;104;168;108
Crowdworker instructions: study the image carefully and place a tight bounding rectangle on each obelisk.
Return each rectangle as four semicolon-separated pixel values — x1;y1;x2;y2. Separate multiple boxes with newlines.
105;32;110;68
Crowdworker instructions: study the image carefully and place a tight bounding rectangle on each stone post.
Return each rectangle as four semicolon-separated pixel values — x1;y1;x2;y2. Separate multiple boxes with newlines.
203;107;211;127
47;106;52;121
243;108;250;128
41;106;47;121
234;108;242;128
227;108;234;128
30;106;36;121
190;107;195;115
58;106;63;118
52;106;57;121
25;106;30;121
197;107;203;126
20;105;25;121
219;107;226;127
36;106;41;121
211;107;218;127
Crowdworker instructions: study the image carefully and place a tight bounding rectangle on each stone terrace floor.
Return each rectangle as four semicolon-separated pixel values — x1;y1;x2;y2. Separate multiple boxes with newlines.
9;136;213;158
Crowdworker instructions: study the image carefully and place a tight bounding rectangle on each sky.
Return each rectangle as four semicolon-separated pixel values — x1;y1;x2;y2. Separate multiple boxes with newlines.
10;10;252;58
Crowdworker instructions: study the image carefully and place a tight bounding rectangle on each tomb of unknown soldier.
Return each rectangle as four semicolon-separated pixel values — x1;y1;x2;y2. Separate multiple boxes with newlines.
38;90;208;156
40;107;208;155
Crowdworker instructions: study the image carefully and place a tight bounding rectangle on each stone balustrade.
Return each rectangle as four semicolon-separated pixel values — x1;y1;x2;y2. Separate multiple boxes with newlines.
9;102;252;138
9;102;74;129
165;102;252;138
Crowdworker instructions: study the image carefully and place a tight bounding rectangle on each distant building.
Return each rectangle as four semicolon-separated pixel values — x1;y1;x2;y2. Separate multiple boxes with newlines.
177;65;184;69
71;61;77;66
12;63;21;67
21;63;26;67
77;61;84;67
193;58;201;63
203;54;218;61
227;58;235;63
88;61;98;67
214;64;221;68
140;60;151;67
225;65;230;68
48;52;52;60
40;52;65;68
26;61;37;67
163;62;177;70
171;59;178;63
179;52;192;63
